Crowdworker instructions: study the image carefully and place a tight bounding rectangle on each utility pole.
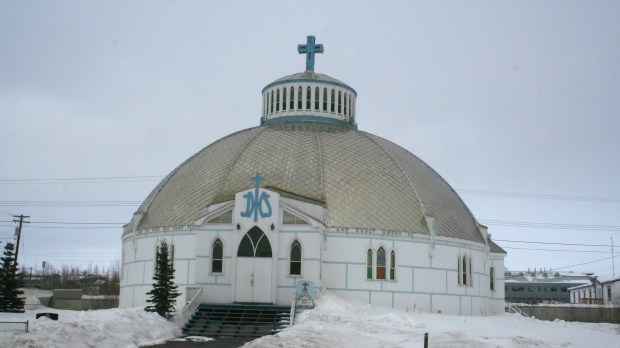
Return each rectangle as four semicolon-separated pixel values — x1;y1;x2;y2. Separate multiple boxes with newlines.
612;237;615;278
12;214;30;263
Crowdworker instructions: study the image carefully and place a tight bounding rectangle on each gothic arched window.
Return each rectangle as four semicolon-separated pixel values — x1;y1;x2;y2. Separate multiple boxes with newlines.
366;249;373;279
212;239;223;273
237;227;272;258
290;240;302;276
459;254;473;286
315;87;320;110
330;89;335;112
462;255;468;285
376;247;386;280
298;86;303;110
337;91;342;114
276;89;280;112
344;93;348;116
323;88;328;111
390;250;396;280
282;88;287;111
290;87;295;110
270;91;274;114
306;86;311;109
490;267;495;291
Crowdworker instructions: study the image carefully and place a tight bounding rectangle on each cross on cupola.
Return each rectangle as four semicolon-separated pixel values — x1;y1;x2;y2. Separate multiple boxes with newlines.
298;35;324;72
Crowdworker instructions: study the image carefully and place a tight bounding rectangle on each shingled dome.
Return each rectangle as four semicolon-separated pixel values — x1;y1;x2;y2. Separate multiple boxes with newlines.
135;121;484;244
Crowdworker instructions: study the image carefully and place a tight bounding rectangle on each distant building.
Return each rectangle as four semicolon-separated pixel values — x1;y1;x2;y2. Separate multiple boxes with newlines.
569;276;620;305
505;270;589;304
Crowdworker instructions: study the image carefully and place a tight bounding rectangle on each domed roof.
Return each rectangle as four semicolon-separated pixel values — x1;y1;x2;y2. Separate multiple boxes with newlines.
262;71;356;95
135;121;485;244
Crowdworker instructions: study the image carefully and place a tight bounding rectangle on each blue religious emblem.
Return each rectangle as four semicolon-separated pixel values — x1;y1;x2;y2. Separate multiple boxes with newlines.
240;172;272;222
297;35;324;72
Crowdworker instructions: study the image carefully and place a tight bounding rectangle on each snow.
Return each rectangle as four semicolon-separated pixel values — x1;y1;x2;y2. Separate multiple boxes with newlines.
1;290;618;348
243;293;619;348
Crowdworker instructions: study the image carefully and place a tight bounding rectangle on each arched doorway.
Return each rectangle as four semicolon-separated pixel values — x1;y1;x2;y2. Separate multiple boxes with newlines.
235;226;273;302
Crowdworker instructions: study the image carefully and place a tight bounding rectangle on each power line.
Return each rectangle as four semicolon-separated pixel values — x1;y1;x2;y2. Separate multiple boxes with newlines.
502;246;609;254
0;200;140;207
552;254;620;271
0;224;120;230
0;220;125;225
495;239;620;248
457;189;620;203
0;209;15;216
30;221;124;225
479;219;620;232
0;175;163;185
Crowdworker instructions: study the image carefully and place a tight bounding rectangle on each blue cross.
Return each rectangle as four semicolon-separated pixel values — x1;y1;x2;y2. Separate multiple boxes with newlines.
252;172;264;188
297;35;324;72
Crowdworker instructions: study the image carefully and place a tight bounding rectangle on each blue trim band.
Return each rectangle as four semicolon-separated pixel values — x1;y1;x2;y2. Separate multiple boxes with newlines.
262;115;356;127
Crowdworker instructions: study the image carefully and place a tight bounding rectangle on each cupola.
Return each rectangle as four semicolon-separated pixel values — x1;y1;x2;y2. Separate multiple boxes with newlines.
260;35;357;128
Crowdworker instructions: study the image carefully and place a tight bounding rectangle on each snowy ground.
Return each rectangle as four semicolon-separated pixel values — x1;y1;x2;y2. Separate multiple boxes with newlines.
0;290;618;347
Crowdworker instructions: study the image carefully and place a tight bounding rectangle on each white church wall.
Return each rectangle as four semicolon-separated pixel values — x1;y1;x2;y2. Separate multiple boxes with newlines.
414;268;446;294
371;291;393;308
394;292;431;312
472;297;488;316
322;263;347;289
382;268;412;292
316;229;503;315
429;244;456;270
460;296;473;315
488;254;506;314
330;289;370;304
432;294;460;314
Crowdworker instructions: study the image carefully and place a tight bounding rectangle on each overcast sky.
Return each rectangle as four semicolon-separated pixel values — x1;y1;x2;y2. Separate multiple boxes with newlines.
1;1;619;278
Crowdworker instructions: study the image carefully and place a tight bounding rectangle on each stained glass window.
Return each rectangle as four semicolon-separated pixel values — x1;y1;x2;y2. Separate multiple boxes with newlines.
377;247;386;280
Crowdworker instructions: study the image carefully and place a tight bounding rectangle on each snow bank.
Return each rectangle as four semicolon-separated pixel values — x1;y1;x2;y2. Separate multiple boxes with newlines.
1;291;618;347
0;307;179;348
243;292;620;348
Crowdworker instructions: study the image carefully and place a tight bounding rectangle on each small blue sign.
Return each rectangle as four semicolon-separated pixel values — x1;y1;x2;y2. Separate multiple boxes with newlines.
295;280;316;299
240;172;272;222
295;280;316;309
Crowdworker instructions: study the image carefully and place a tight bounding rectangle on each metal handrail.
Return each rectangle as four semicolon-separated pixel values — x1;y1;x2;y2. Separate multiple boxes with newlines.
173;287;203;328
289;297;296;326
505;302;526;316
0;320;29;333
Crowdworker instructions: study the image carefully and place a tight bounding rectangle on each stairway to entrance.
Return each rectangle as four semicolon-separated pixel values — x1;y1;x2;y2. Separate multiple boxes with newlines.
182;303;291;338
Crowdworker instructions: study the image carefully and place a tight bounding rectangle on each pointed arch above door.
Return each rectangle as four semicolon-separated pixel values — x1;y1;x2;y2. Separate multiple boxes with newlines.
237;226;272;257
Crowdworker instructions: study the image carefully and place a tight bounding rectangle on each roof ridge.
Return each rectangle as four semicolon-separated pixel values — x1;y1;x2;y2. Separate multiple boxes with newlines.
358;131;428;220
217;126;271;198
312;122;327;202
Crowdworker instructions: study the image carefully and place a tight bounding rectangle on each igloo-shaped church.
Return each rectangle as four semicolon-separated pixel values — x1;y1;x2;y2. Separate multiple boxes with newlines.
120;36;506;316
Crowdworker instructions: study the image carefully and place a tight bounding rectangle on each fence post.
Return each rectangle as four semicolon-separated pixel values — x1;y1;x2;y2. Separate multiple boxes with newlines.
424;332;428;348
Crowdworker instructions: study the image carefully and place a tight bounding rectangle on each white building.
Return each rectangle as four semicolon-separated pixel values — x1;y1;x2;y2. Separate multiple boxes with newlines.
569;276;620;305
120;36;507;316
